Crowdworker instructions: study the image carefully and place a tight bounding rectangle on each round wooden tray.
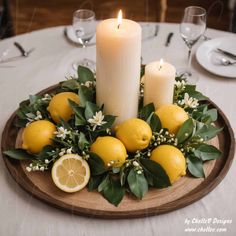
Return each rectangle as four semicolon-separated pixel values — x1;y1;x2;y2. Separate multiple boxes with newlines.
1;84;235;219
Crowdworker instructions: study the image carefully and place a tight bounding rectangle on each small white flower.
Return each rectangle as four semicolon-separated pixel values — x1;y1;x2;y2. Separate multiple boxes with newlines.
42;94;52;101
137;170;142;175
26;167;32;172
66;148;73;154
54;126;71;139
34;111;43;121
40;166;45;171
180;93;199;108
133;161;139;167
84;81;94;88
45;159;49;164
106;128;111;135
59;148;66;156
175;80;186;89
87;111;107;131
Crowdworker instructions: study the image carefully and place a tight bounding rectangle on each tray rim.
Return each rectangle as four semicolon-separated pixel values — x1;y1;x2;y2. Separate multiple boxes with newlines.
1;84;235;219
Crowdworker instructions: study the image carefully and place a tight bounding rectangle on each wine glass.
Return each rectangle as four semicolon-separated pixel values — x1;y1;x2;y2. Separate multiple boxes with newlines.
72;9;96;72
178;6;206;84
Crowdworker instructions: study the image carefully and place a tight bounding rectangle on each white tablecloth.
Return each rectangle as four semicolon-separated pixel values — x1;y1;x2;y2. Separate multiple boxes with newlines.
0;23;236;236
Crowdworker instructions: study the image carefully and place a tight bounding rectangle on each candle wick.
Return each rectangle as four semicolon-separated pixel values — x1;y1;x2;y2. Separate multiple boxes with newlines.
118;24;120;29
159;65;162;71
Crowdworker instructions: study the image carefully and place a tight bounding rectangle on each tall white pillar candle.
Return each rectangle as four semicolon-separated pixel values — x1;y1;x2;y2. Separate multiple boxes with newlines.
144;59;176;109
96;11;141;125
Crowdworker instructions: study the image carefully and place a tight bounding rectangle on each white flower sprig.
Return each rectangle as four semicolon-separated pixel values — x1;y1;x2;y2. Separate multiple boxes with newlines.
41;93;52;101
179;93;199;109
87;111;107;131
175;80;186;89
54;126;71;139
26;111;43;125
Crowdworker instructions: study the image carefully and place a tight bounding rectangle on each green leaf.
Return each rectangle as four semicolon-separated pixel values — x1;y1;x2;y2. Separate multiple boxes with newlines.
37;145;55;160
176;118;194;144
88;152;107;175
195;122;223;141
112;167;120;174
69;100;87;126
14;118;28;128
98;174;109;192
3;149;35;160
79;86;94;107
29;95;41;104
147;113;162;132
140;158;171;188
184;84;196;92
140;66;145;78
98;175;125;206
194;144;221;161
84;102;100;120
99;115;116;130
187;155;205;178
139;103;155;121
120;166;129;186
58;117;72;130
205;109;217;122
187;90;208;101
88;175;105;191
127;168;148;199
77;65;94;83
78;132;90;150
60;79;80;91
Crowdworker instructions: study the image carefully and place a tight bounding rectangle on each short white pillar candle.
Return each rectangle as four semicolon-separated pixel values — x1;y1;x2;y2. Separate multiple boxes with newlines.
144;59;176;109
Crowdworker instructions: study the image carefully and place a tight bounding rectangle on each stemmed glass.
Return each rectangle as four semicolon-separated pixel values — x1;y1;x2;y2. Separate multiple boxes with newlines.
178;6;206;84
72;9;96;71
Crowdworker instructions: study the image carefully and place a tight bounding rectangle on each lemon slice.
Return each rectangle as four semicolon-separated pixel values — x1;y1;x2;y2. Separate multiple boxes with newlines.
52;154;90;193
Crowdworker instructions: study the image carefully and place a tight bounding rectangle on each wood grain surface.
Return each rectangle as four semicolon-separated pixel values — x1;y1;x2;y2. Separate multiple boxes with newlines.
1;84;235;218
8;0;231;35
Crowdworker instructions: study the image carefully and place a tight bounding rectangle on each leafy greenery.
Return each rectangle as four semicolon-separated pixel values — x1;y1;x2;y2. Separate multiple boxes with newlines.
3;149;35;160
3;65;223;206
127;168;148;199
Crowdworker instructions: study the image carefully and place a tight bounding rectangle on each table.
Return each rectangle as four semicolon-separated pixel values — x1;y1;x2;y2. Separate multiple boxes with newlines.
0;23;236;236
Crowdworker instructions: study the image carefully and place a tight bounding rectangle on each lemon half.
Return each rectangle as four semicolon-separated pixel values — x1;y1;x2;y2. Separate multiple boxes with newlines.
51;154;90;193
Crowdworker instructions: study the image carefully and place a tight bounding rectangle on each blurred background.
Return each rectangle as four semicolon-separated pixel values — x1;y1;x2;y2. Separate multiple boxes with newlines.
0;0;236;39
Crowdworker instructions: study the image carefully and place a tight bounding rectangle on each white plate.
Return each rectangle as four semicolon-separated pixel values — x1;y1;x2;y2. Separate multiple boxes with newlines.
196;37;236;78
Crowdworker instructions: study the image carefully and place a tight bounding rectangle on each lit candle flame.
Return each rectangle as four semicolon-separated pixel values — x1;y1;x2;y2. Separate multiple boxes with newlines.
159;58;164;70
117;10;122;29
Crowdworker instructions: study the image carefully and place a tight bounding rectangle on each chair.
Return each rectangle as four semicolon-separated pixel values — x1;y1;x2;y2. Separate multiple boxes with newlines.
0;0;14;38
7;0;168;35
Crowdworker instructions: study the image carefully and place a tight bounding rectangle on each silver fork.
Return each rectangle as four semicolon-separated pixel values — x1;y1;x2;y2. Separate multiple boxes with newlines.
0;44;35;64
220;58;236;66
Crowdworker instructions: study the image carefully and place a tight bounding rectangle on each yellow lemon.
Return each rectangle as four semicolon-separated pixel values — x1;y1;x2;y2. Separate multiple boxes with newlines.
115;118;152;152
47;92;79;123
150;145;186;184
51;154;90;193
22;120;56;154
90;136;127;168
155;104;188;134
